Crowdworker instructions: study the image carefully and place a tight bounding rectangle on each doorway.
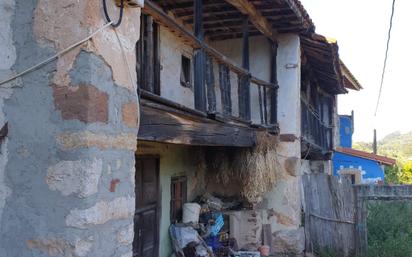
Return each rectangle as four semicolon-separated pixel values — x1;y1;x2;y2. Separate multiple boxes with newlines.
133;156;160;257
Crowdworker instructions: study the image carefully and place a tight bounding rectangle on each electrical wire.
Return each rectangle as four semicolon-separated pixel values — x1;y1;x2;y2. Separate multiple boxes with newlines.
103;0;124;28
0;21;113;87
374;0;396;117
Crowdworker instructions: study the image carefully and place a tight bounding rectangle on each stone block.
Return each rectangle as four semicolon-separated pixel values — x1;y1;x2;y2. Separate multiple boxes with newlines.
122;101;138;128
57;131;137;151
46;159;103;198
66;197;135;229
272;227;305;254
53;84;108;123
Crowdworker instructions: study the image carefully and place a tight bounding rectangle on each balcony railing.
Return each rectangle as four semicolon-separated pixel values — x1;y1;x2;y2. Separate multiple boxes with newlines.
301;99;333;152
204;52;278;129
141;0;279;131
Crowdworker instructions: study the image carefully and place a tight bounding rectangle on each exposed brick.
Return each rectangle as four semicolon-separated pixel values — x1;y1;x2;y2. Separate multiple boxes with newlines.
109;178;120;192
122;101;138;128
53;84;108;123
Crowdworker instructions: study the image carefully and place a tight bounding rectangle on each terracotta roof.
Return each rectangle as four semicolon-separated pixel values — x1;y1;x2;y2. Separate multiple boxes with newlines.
301;33;347;95
336;147;396;166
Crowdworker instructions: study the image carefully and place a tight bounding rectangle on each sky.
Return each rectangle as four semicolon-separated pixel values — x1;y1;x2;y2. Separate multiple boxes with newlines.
300;0;412;142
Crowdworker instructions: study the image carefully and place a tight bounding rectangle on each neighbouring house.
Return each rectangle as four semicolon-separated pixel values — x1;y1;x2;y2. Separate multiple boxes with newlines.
0;0;360;256
333;114;396;184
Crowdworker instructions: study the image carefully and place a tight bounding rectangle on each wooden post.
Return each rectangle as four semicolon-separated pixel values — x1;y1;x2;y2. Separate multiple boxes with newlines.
270;41;278;124
263;86;268;125
193;0;206;111
239;16;251;121
355;186;368;257
206;55;216;113
145;16;154;93
258;85;264;124
219;64;232;116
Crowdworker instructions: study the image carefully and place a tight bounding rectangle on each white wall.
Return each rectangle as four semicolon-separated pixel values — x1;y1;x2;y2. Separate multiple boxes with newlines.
159;26;195;109
211;36;271;124
277;34;301;137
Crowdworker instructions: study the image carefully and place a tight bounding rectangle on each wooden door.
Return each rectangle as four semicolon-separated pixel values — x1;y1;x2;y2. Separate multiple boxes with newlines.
133;156;160;257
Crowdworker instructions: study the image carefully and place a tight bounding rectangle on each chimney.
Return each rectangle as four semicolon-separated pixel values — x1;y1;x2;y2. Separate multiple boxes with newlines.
373;129;377;154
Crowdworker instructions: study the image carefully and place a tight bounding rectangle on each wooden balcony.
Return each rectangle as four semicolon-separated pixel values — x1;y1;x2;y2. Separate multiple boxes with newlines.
138;0;282;147
301;99;333;159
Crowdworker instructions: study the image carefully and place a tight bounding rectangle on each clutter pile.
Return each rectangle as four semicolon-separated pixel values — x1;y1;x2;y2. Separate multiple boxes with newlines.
169;193;269;257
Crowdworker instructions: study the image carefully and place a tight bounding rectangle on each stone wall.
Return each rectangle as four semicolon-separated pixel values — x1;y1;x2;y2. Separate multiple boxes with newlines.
0;1;142;256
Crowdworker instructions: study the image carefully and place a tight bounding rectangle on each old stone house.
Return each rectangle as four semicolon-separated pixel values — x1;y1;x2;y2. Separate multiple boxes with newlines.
0;0;360;257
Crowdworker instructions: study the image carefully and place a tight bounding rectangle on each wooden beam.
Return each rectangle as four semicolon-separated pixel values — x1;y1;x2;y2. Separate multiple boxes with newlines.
270;41;278;125
239;16;251;121
223;0;278;41
205;55;216;113
219;64;232;116
138;99;256;147
193;0;206;111
145;16;154;93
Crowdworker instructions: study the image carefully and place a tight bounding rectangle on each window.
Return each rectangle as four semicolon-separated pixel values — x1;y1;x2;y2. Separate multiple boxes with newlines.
180;55;192;88
170;176;187;223
136;14;160;95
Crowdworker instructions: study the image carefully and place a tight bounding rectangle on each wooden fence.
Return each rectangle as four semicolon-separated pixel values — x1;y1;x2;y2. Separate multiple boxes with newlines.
303;174;412;257
302;174;356;257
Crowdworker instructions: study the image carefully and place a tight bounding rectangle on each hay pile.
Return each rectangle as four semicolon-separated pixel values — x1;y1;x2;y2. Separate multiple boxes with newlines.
210;132;281;203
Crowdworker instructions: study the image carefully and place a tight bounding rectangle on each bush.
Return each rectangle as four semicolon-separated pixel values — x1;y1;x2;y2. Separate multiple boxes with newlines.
367;201;412;257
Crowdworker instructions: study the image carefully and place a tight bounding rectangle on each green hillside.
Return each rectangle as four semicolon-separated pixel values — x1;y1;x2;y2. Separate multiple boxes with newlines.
353;131;412;164
353;131;412;184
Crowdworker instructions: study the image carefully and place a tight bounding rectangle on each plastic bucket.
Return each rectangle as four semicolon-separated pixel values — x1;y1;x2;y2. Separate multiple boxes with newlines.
182;203;201;223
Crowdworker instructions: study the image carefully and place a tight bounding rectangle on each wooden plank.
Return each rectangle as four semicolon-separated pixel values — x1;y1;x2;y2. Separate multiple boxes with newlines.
223;0;278;42
262;224;272;249
140;90;207;118
355;186;367;257
143;0;202;49
138;99;256;147
242;16;250;70
270;41;278;124
206;55;216;113
193;0;206;112
219;64;232;116
303;174;357;257
258;85;264;124
263;86;268;125
238;18;251;121
145;16;154;93
238;74;251;121
194;50;206;111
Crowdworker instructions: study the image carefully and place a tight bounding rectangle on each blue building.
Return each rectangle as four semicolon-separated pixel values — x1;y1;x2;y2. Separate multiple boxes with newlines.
333;114;395;184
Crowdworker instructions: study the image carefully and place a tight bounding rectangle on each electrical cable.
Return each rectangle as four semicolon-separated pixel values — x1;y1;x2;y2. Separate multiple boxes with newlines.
0;21;113;87
103;0;124;28
374;0;396;117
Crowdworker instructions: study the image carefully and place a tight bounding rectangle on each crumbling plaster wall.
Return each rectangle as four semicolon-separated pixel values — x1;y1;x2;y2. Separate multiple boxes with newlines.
0;0;15;235
263;34;304;255
137;141;207;257
0;0;142;256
